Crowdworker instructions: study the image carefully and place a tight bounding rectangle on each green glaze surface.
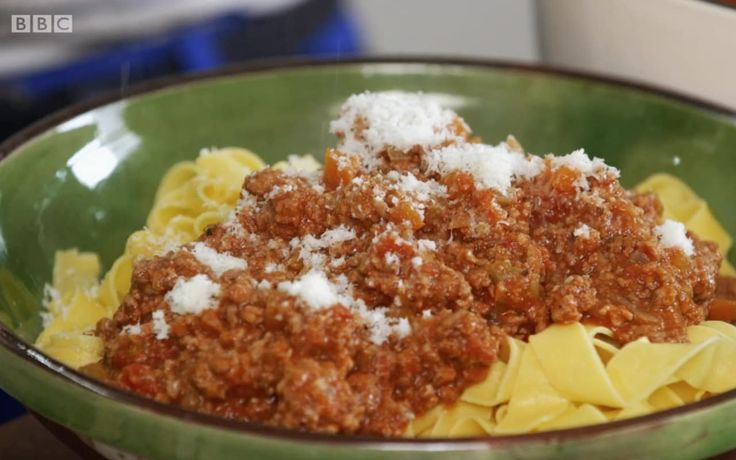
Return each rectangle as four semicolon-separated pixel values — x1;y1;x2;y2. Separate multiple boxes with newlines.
1;61;736;459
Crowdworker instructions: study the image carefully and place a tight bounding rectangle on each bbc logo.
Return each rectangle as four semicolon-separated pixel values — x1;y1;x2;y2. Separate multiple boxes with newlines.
11;15;73;33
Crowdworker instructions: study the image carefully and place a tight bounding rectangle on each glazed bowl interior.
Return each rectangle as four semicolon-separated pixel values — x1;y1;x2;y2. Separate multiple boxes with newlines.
1;59;736;460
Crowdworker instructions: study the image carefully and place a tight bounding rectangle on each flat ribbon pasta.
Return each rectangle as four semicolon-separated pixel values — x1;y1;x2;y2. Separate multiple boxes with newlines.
411;322;736;436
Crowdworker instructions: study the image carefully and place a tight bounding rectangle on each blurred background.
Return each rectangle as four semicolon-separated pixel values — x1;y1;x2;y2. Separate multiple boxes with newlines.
0;0;734;430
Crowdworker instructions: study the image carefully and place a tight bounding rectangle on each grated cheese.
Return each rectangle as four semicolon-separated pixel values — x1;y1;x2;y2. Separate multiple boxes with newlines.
422;309;433;319
425;142;543;194
264;262;283;274
417;239;437;252
655;219;694;256
265;183;295;200
550;149;620;190
411;256;423;268
165;274;221;315
385;252;400;265
151;310;170;340
122;323;142;335
278;270;412;345
290;225;357;269
329;91;467;164
393;172;446;199
573;224;591;238
277;270;340;310
189;242;247;277
386;171;447;218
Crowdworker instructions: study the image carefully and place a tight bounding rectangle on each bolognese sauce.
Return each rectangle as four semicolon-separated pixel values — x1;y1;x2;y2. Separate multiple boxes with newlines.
89;92;722;436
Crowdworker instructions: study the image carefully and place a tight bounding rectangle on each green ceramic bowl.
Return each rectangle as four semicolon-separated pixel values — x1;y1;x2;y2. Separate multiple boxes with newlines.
1;59;736;460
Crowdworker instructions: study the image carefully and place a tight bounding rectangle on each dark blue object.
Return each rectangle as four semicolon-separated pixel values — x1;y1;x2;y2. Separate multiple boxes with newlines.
0;389;25;423
299;6;361;56
4;4;361;102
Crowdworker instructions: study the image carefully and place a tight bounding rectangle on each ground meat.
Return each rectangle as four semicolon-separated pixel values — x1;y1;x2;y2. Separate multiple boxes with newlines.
89;131;721;436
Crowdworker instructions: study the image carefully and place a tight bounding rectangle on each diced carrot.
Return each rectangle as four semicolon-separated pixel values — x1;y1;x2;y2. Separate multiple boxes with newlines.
389;201;424;230
442;170;476;198
323;149;357;190
708;298;736;322
551;165;580;193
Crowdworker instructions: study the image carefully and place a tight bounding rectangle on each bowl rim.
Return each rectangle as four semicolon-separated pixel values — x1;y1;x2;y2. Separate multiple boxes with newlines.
1;56;736;450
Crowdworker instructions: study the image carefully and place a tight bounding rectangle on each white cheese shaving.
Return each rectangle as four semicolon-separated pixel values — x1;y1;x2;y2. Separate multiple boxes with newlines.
352;302;412;345
425;142;543;194
189;242;247;277
417;239;437;252
122;323;142;335
655;219;694;256
422;309;433;319
265;183;295;200
393;172;446;200
550;149;620;190
385;252;400;265
411;256;423;268
329;91;467;164
385;171;447;218
573;224;591;238
165;274;221;315
290;225;357;269
278;270;412;345
277;270;340;310
264;262;283;274
151;310;170;340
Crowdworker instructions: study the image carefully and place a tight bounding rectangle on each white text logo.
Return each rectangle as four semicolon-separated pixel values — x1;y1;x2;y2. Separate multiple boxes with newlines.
11;15;73;33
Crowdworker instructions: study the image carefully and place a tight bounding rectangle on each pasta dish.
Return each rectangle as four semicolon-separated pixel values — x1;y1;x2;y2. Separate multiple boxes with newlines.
36;91;736;437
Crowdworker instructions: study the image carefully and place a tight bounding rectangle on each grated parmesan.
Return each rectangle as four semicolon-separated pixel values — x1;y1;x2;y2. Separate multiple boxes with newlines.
278;269;412;345
425;142;543;194
329;91;467;164
277;270;341;310
550;149;620;191
290;225;357;269
265;183;295;200
189;242;247;277
385;252;400;265
573;224;591;239
655;219;694;256
152;310;170;340
417;239;437;252
165;274;221;315
122;323;142;335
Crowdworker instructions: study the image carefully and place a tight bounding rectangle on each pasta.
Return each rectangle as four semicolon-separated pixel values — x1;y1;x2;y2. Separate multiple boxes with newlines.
410;321;736;436
35;147;736;435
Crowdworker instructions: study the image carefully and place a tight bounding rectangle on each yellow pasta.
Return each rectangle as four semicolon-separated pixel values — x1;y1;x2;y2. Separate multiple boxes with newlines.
412;322;736;436
35;151;736;436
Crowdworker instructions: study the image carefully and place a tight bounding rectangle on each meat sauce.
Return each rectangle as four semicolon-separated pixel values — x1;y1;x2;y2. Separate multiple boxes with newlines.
89;107;723;436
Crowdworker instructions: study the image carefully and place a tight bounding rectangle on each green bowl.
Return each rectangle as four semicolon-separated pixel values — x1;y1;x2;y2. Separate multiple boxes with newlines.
1;59;736;460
